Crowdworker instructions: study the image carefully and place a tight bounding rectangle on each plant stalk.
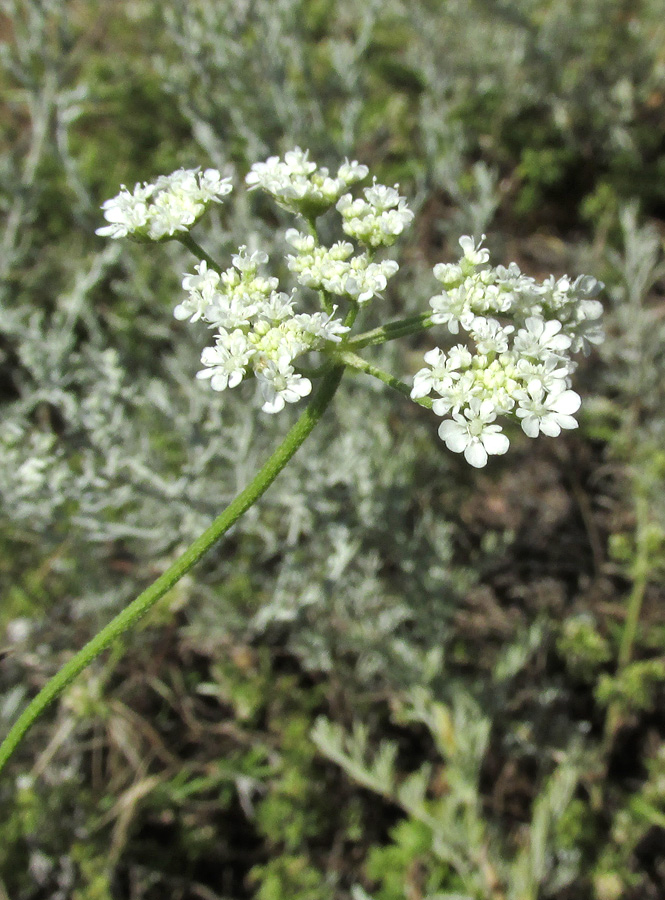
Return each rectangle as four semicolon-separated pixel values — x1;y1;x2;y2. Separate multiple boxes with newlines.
347;312;434;349
0;366;345;777
336;350;433;410
177;233;222;272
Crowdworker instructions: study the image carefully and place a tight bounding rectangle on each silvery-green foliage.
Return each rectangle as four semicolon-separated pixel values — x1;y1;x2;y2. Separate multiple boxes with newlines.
152;0;665;214
0;0;117;548
0;0;261;604
591;204;665;558
155;0;404;164
443;162;502;242
409;0;665;156
188;382;468;686
314;686;582;900
0;0;465;690
602;204;665;431
506;761;580;900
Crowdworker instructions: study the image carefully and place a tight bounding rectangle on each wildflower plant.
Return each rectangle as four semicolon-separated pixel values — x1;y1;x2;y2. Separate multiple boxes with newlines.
0;149;604;775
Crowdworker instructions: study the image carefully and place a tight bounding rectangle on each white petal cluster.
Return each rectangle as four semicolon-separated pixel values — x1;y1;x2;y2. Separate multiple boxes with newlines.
336;180;415;247
171;151;417;415
412;235;604;466
438;398;510;469
285;229;399;304
96;168;232;241
178;247;348;414
429;235;603;353
245;148;368;216
175;249;279;328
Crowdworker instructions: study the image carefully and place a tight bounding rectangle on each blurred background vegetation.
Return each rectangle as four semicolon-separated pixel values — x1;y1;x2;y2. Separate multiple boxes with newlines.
1;0;665;897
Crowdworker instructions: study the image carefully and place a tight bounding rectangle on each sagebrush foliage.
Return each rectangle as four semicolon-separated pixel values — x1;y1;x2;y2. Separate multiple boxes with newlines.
1;0;665;898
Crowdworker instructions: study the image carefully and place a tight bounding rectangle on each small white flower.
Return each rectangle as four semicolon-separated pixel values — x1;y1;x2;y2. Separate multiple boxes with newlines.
255;356;312;413
258;291;296;322
430;371;480;416
285;229;317;253
437;398;510;467
515;356;573;392
181;259;220;296
433;262;464;288
175;260;221;322
246;149;361;214
336;181;414;247
363;183;401;210
97;168;231;241
337;159;369;185
411;345;472;399
513;316;571;360
197;168;234;201
447;345;474;371
411;348;447;399
470;317;514;355
232;247;269;272
282;148;318;176
515;381;581;438
342;258;399;303
96;184;152;238
459;234;490;266
429;288;474;334
293;310;349;344
196;330;254;391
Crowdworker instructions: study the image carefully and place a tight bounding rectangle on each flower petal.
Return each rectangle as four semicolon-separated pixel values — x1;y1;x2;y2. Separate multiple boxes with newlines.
482;431;509;456
438;421;468;453
465;441;488;468
550;390;581;415
520;415;540;439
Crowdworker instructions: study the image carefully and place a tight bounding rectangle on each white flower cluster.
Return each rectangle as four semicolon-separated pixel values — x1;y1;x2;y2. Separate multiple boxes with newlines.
165;150;414;416
96;168;232;241
285;229;399;304
336;181;415;247
97;153;600;447
412;236;604;467
245;148;369;215
178;248;349;413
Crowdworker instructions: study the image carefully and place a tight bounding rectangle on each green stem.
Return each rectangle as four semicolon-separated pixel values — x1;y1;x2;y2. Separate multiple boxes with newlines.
0;367;345;778
301;215;318;237
177;234;223;272
336;350;433;410
347;312;434;349
343;305;360;330
319;290;333;315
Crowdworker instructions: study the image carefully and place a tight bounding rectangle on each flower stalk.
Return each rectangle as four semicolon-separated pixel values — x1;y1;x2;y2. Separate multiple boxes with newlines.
177;233;223;273
347;312;435;349
336;349;433;409
0;366;344;777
